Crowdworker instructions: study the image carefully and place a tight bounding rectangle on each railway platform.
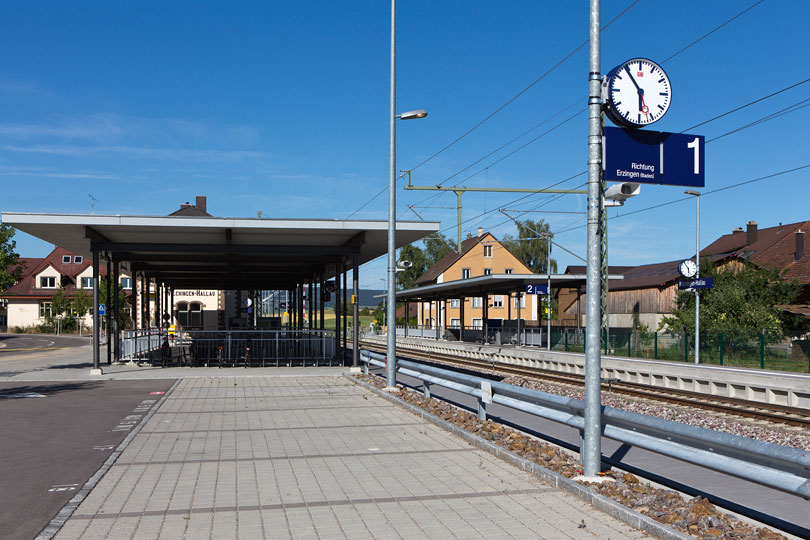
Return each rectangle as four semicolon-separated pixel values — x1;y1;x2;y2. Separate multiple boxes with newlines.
45;373;654;540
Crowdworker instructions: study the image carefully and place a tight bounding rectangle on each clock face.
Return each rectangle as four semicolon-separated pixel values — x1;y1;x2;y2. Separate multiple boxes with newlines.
678;259;697;278
606;58;671;128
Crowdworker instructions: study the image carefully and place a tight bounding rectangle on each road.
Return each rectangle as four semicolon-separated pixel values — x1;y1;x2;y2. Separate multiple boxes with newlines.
0;334;89;356
0;379;175;540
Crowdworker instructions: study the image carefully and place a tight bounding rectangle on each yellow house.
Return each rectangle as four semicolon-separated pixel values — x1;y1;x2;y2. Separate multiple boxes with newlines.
414;229;539;328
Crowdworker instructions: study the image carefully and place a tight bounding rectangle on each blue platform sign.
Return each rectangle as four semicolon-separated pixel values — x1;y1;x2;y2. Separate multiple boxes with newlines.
678;277;714;291
525;284;548;295
603;127;705;187
98;303;106;315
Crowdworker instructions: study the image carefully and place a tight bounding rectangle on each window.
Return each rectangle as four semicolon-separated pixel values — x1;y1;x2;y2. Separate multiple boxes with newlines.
177;302;202;328
504;268;514;275
450;299;460;308
62;255;71;264
493;295;504;308
472;318;483;329
483;245;493;258
121;277;132;290
472;297;482;308
450;318;461;328
514;294;526;308
462;268;471;279
39;276;56;288
39;301;52;318
81;277;94;289
74;256;83;264
483;268;492;276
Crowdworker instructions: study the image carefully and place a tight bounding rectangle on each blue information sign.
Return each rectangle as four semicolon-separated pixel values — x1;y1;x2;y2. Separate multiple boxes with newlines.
525;284;548;295
603;127;705;187
677;277;714;291
98;303;106;315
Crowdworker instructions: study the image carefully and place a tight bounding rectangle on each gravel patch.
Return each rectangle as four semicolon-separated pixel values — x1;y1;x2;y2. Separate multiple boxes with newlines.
357;373;790;540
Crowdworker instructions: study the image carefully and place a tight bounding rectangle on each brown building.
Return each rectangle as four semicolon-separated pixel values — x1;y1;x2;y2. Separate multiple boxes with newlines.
557;220;810;330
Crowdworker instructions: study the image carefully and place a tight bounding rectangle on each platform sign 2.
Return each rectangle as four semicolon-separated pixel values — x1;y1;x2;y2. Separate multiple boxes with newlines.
603;127;705;187
525;284;548;295
98;303;106;315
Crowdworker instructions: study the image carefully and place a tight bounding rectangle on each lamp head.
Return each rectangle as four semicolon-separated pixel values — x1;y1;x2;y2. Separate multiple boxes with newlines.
397;109;428;120
684;190;701;197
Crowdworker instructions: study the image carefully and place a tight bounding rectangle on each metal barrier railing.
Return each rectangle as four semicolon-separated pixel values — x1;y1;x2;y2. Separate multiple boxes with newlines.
122;328;336;366
360;349;810;500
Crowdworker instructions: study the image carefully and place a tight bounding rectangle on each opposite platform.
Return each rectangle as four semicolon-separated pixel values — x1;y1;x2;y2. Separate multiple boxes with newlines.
52;375;652;539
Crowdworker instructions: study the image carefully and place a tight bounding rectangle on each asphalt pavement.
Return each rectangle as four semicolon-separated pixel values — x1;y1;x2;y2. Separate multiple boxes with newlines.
0;334;89;357
0;378;174;540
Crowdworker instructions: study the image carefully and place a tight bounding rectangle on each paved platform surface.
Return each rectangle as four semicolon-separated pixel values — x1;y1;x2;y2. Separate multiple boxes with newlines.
51;375;652;540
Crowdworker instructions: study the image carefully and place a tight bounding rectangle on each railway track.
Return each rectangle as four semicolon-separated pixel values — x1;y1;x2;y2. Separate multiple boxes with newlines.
360;340;810;429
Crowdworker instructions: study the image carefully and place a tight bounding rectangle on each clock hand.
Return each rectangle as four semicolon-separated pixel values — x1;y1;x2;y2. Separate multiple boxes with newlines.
624;65;645;111
640;94;649;121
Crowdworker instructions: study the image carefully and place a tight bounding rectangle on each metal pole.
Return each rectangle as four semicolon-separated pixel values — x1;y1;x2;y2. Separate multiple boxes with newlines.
352;253;360;368
547;238;551;351
583;0;603;478
106;258;111;365
385;0;397;389
695;194;700;364
92;250;100;372
113;262;120;362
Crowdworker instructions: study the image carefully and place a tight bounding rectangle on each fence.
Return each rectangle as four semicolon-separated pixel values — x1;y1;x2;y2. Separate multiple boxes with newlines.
121;328;337;366
385;324;810;373
359;349;810;500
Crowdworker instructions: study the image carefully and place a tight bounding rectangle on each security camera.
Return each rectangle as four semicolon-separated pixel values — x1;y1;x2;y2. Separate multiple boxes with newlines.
398;261;413;269
603;182;641;204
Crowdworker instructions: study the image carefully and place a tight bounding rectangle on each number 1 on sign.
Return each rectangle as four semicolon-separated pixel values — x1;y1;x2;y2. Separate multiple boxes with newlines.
687;137;700;174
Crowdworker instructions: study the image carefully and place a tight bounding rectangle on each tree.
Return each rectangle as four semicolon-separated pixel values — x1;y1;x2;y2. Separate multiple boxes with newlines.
659;260;801;341
396;233;457;290
98;276;132;330
0;224;23;291
501;219;557;274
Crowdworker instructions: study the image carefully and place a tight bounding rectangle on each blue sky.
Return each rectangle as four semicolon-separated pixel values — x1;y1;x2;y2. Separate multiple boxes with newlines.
1;1;808;289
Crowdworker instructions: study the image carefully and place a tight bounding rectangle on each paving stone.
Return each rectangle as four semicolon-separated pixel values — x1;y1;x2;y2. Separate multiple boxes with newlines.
51;375;654;539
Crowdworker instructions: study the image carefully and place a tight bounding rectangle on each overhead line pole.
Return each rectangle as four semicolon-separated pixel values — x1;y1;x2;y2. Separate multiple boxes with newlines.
403;171;585;249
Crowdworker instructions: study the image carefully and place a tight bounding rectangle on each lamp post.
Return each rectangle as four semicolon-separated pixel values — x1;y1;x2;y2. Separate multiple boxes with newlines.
685;190;701;364
386;0;427;390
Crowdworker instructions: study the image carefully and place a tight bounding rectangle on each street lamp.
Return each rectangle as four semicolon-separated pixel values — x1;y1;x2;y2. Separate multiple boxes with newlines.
386;0;427;390
685;190;701;364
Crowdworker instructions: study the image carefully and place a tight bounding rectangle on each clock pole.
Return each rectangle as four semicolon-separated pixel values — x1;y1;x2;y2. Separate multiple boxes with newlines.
582;0;604;479
685;190;701;364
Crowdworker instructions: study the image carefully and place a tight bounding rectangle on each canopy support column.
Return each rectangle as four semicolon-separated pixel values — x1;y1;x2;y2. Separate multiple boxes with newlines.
91;249;101;374
352;253;359;369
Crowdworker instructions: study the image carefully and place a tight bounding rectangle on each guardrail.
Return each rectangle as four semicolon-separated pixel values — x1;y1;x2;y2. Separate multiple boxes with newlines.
120;328;164;361
359;349;810;499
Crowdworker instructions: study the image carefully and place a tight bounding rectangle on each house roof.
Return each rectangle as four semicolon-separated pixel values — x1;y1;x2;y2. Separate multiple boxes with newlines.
2;247;108;298
564;255;729;291
702;220;810;285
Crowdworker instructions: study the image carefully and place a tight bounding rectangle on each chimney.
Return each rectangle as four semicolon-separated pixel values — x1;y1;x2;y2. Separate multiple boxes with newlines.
477;227;483;237
796;230;804;261
180;202;191;209
746;220;758;245
195;195;207;213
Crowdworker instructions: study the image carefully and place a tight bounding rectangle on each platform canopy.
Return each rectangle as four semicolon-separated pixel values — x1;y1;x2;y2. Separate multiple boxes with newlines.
2;212;440;290
394;273;624;301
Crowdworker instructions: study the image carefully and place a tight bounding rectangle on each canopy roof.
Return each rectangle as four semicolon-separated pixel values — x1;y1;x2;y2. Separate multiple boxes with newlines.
394;273;624;301
2;212;440;290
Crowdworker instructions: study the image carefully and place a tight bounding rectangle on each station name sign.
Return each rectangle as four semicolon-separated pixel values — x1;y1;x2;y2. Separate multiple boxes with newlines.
677;277;714;291
174;290;217;297
603;126;705;187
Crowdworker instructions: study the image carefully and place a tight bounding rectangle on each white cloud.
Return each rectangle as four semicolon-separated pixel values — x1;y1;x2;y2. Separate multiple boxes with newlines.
1;144;268;162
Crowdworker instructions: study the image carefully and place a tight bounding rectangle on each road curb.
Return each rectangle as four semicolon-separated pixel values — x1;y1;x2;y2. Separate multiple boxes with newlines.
347;374;692;540
34;379;182;540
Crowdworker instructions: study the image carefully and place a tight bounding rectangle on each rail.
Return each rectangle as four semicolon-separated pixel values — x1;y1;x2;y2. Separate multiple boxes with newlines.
359;349;810;499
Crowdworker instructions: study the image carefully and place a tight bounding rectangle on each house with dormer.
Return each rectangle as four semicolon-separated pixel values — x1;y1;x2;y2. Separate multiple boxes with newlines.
0;247;134;331
414;228;539;328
